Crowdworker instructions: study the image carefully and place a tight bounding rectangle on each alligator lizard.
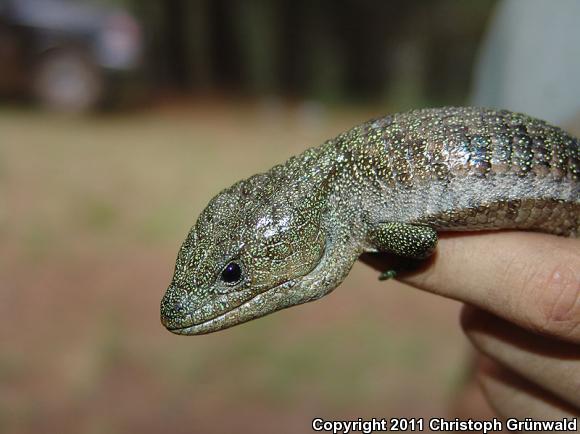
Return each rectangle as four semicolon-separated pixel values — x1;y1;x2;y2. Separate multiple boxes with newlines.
160;107;579;335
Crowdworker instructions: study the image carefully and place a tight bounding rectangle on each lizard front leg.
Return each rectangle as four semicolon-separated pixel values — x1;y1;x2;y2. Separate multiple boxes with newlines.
367;222;438;280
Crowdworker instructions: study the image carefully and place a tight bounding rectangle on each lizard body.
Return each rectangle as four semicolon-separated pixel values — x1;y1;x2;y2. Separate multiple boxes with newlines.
161;107;579;335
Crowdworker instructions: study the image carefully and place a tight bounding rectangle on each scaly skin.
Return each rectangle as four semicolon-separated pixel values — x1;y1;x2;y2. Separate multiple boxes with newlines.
161;107;579;335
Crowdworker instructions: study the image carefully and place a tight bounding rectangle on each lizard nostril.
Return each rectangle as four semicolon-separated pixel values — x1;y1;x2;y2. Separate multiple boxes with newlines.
173;302;185;313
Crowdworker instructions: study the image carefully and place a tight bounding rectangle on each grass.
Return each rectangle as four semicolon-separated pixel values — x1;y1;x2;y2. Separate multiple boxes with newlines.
0;101;470;434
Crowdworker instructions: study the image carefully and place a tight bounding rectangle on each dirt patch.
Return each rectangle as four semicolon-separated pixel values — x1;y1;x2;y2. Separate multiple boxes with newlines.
0;102;480;434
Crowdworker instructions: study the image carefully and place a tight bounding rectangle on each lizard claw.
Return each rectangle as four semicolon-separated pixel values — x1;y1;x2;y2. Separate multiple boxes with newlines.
378;269;397;280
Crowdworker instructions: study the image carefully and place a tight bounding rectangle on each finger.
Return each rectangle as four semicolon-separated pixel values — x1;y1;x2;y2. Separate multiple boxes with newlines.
394;231;580;343
448;354;498;419
476;355;580;419
462;306;580;409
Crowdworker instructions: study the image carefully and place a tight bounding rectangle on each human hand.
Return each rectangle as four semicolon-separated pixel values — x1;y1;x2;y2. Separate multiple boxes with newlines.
361;231;580;418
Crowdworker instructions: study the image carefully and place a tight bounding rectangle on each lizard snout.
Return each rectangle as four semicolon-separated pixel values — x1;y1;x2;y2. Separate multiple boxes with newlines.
160;285;193;331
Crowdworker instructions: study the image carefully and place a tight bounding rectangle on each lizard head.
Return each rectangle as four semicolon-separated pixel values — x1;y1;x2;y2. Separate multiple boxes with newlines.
160;171;327;335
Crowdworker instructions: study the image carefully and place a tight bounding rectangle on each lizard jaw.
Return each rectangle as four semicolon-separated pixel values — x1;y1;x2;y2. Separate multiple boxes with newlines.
167;280;307;335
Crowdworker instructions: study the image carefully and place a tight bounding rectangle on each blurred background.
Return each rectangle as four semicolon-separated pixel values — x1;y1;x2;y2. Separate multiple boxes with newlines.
1;1;579;433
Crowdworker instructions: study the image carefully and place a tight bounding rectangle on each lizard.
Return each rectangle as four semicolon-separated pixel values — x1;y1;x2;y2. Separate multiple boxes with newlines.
160;106;579;335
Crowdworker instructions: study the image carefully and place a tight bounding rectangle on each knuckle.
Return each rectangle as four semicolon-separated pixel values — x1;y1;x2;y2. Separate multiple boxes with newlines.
519;250;580;339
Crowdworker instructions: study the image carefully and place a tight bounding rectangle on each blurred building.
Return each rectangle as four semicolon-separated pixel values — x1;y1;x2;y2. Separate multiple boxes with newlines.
472;0;580;125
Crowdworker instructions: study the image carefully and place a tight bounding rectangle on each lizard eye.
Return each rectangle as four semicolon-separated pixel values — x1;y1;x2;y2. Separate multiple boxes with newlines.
221;262;242;284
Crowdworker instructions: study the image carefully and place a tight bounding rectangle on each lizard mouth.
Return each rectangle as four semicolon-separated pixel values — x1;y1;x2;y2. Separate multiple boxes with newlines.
164;241;329;335
167;280;300;335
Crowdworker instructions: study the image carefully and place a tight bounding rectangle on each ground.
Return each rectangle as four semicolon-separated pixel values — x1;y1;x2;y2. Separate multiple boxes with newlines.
0;100;484;434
